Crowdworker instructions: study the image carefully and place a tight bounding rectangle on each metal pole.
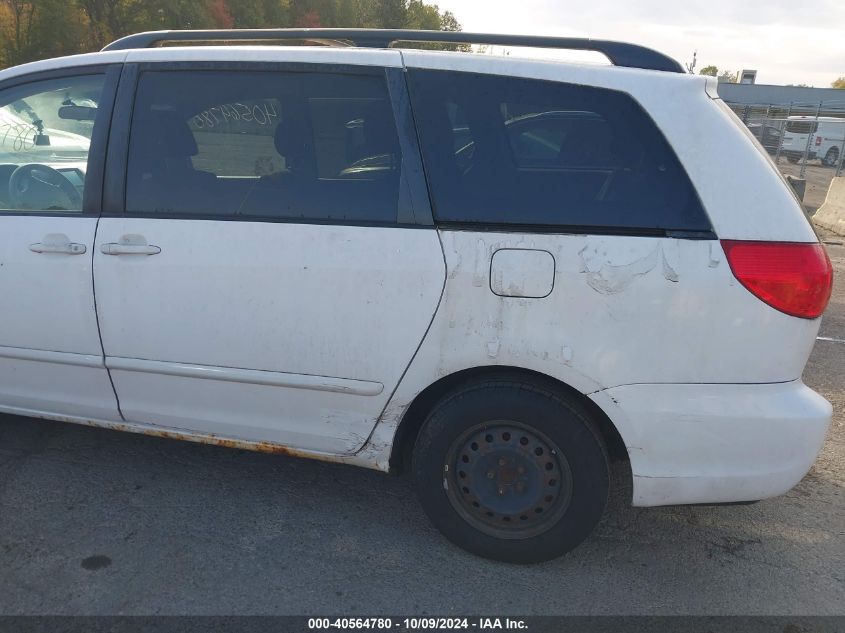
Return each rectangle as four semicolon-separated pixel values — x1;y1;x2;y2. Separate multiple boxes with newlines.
774;101;791;165
836;120;845;177
762;105;771;152
799;101;822;178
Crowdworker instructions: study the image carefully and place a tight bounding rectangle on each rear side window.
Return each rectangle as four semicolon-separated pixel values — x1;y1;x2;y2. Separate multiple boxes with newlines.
407;69;710;232
785;120;818;134
126;69;403;223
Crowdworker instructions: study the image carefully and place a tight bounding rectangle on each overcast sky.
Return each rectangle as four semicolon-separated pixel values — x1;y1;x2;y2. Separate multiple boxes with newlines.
436;0;845;87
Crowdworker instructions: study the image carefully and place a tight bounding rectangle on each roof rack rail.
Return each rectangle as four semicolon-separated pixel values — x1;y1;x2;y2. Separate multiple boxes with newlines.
102;28;684;73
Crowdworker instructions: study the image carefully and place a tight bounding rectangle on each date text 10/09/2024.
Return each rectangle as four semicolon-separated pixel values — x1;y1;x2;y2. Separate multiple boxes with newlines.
307;618;528;630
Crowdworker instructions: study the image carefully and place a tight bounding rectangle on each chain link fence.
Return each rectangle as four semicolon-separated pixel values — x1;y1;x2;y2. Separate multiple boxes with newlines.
726;101;845;178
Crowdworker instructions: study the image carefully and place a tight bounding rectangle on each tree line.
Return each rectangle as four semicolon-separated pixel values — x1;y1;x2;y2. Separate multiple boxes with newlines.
0;0;462;69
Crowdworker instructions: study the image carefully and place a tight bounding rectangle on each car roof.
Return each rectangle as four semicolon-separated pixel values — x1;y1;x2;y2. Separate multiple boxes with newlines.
0;41;712;111
102;28;685;73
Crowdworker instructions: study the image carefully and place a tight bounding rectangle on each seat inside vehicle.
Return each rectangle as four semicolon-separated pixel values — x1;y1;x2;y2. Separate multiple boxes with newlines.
128;111;225;215
238;96;401;222
0;164;16;207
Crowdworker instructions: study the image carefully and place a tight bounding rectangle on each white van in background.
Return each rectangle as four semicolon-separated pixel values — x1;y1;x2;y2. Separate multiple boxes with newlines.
781;115;845;166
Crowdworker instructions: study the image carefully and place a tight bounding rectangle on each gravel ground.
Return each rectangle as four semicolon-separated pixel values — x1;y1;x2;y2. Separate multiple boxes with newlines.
0;244;843;617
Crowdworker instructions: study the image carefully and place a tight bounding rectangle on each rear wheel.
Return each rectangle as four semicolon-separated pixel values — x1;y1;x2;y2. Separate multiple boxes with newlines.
412;380;609;563
823;147;839;167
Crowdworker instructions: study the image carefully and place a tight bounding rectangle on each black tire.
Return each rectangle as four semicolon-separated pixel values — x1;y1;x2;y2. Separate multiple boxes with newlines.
823;147;839;167
786;154;800;164
412;379;609;563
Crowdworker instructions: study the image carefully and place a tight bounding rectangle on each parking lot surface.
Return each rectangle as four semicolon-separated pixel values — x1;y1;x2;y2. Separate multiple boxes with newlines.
1;239;843;616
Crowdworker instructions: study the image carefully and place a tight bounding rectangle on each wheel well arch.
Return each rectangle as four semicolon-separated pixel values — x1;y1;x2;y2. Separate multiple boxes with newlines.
388;365;629;474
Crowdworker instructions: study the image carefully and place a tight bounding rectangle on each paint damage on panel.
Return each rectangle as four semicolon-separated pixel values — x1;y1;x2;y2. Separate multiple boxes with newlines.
708;242;722;268
578;244;660;294
486;338;501;359
23;408;382;469
578;243;687;292
104;422;353;462
472;238;488;287
661;250;680;283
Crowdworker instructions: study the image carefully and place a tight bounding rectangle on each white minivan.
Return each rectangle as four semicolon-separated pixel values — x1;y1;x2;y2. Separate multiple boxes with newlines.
781;115;845;166
0;29;833;563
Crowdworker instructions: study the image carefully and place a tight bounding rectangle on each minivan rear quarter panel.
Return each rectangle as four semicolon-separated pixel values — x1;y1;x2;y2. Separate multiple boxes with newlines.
361;53;826;492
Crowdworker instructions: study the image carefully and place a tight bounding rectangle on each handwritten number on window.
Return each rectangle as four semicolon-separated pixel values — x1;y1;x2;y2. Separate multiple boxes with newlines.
192;101;279;130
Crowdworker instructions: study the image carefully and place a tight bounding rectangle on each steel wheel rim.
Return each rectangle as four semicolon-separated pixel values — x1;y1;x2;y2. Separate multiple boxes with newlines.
444;421;573;540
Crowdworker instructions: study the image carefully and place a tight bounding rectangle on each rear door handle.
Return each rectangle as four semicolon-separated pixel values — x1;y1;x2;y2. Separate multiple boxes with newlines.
101;243;161;256
29;233;86;255
100;234;161;256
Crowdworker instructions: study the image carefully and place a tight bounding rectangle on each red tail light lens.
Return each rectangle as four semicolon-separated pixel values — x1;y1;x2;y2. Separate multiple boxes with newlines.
721;240;833;319
815;136;822;146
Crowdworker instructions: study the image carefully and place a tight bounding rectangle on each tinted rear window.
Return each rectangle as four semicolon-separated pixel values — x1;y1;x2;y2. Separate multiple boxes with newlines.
407;69;710;233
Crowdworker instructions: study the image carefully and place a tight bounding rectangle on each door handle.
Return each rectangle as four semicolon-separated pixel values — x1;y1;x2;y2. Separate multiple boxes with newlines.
30;242;87;255
29;233;86;255
100;234;161;256
101;243;161;256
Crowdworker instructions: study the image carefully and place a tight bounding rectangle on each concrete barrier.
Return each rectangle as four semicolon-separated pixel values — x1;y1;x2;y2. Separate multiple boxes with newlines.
813;177;845;236
786;175;806;201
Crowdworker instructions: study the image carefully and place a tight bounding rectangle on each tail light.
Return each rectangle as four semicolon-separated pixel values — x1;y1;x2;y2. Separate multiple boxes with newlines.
816;136;822;146
721;240;833;319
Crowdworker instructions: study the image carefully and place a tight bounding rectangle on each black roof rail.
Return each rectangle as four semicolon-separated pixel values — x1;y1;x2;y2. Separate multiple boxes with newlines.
101;28;684;73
